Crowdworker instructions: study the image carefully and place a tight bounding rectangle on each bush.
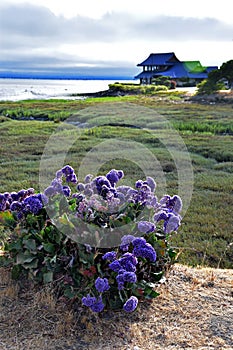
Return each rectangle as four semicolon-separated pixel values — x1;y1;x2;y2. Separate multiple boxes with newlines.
108;83;168;95
196;79;225;95
0;166;182;313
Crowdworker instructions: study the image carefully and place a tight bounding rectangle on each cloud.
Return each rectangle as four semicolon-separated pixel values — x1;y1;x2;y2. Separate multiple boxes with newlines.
0;2;232;72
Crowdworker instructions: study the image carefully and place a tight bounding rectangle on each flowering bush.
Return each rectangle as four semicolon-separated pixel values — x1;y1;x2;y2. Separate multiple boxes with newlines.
0;165;182;313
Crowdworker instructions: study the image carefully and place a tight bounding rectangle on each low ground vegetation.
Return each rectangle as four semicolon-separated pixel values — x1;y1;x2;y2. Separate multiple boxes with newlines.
0;94;232;270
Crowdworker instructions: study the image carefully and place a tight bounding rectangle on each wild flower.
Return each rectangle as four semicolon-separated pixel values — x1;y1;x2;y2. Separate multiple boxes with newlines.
102;251;117;261
123;296;138;312
1;165;182;314
138;221;155;234
95;277;110;293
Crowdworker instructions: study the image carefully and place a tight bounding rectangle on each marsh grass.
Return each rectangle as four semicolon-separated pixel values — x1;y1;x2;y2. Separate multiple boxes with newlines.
0;95;232;268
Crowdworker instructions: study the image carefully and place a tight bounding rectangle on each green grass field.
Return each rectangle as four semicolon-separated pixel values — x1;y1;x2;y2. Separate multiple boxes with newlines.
0;95;232;268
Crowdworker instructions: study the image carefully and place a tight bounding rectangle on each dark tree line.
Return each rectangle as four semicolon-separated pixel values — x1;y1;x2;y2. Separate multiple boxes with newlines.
197;60;233;94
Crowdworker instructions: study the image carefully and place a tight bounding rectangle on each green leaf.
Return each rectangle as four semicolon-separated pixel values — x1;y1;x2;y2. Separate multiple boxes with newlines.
11;265;22;279
109;297;123;310
168;248;177;259
145;290;160;299
59;213;75;228
43;271;53;283
43;242;55;254
16;252;35;264
7;240;23;251
64;287;76;299
0;211;16;227
24;259;38;269
23;239;36;251
151;271;164;282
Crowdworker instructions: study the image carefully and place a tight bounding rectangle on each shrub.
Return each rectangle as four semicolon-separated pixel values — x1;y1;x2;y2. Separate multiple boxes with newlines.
0;166;182;313
151;76;171;88
196;79;225;95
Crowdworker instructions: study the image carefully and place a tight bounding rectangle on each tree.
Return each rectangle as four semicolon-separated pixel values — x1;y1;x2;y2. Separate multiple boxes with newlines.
197;59;232;94
151;76;174;89
196;79;224;95
219;60;233;89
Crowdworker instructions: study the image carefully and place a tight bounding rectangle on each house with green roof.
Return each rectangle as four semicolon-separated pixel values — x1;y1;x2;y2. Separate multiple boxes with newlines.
135;52;218;86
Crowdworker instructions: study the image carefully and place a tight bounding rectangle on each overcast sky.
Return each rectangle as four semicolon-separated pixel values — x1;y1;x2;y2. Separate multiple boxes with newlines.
0;0;232;77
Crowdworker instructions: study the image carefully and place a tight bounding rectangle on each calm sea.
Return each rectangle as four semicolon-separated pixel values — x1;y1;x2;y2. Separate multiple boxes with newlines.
0;78;137;101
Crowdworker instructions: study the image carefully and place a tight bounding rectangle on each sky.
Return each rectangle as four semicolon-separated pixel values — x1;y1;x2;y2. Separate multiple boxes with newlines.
0;0;232;78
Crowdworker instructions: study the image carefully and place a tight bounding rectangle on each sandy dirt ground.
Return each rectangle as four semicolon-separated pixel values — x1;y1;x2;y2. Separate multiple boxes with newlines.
0;264;232;350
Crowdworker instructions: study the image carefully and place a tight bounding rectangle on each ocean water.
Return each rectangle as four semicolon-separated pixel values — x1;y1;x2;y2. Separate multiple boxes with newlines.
0;78;136;101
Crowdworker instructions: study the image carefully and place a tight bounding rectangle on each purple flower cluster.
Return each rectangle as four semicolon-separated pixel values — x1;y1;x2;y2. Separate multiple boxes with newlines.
82;294;105;312
10;194;46;217
0;188;47;218
44;165;77;198
123;296;138;312
102;251;117;261
138;221;155;234
119;236;156;262
125;177;157;206
82;276;109;312
153;195;182;234
95;277;110;293
160;195;182;214
132;237;157;262
120;235;135;252
0;189;34;212
109;252;138;290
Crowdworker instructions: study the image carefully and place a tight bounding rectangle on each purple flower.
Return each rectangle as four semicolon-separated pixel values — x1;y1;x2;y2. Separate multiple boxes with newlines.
117;271;137;284
10;201;23;212
102;251;117;261
90;296;105;312
11;192;19;201
44;186;56;197
56;170;63;179
51;179;63;193
132;237;147;247
160;195;182;213
26;188;35;195
61;165;74;176
154;210;181;234
164;213;181;233
169;195;183;213
116;185;130;195
24;196;43;215
138;221;155;234
109;260;121;272
94;176;112;197
106;169;123;186
132;239;156;262
82;294;96;307
119;253;138;272
3;192;10;200
84;174;93;183
77;183;85;191
123;296;138;312
120;235;135;251
135;180;143;188
36;193;48;206
17;189;27;199
145;176;156;192
66;173;78;184
95;277;110;293
0;194;6;211
154;210;168;222
82;294;105;312
63;185;71;197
